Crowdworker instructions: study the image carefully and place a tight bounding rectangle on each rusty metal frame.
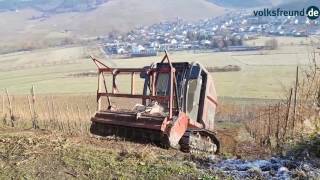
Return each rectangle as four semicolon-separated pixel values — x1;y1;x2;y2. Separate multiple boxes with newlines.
91;51;178;119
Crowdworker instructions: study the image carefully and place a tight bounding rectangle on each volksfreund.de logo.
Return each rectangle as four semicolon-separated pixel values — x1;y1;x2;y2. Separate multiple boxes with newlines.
306;6;319;20
253;5;319;20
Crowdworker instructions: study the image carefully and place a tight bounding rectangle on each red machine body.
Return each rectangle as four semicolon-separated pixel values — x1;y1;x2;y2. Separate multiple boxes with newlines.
90;52;219;153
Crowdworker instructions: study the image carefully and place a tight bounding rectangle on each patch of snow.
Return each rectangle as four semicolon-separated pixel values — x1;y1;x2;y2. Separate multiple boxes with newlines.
210;157;320;180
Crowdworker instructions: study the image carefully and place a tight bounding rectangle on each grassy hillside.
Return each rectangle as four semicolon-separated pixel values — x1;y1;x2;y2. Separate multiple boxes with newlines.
207;0;271;8
0;0;225;53
0;0;108;12
277;0;320;9
207;0;317;8
48;0;225;36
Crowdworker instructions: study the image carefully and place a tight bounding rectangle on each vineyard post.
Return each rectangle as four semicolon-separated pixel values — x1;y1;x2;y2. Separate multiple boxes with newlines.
292;66;299;135
86;104;92;134
66;104;71;133
267;105;271;146
31;85;39;129
5;88;14;127
51;96;57;129
27;96;33;125
275;103;281;149
57;106;63;132
77;105;82;133
1;94;2;115
283;88;293;140
258;111;262;145
1;93;6;125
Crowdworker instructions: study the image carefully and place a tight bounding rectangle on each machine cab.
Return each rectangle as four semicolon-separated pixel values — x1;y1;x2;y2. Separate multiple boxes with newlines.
142;62;218;131
185;62;217;130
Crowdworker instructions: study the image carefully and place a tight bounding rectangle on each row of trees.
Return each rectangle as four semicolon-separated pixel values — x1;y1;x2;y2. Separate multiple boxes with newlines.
186;31;243;48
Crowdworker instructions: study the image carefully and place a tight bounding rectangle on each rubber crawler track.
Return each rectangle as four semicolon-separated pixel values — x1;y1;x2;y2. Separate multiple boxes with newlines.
90;122;220;154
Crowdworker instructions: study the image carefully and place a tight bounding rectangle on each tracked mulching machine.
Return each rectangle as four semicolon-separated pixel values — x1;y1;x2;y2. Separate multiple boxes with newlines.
90;52;220;153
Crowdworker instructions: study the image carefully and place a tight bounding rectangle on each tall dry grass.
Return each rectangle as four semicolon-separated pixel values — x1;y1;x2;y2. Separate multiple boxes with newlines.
0;87;144;136
1;89;96;135
245;50;320;153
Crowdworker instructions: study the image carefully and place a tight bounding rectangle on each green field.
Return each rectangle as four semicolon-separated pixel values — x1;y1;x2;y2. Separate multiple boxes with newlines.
1;37;319;99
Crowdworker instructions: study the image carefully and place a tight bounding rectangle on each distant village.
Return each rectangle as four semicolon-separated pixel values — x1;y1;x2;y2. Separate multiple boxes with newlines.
100;10;320;58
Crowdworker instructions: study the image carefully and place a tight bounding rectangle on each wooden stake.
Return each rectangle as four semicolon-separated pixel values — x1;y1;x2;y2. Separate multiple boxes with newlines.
77;105;82;133
30;85;39;129
66;104;71;134
275;103;281;149
292;66;299;134
283;88;293;140
51;96;56;129
5;88;14;127
1;94;3;115
2;93;6;125
57;106;63;131
131;72;135;95
27;96;33;119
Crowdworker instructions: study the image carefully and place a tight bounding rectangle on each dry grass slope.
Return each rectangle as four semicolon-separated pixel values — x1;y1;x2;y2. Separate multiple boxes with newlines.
0;128;224;179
